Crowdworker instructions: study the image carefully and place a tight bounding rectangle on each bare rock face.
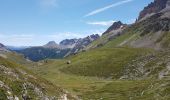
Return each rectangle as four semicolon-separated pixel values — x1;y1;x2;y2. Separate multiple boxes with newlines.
103;21;126;35
64;34;100;56
60;39;78;49
70;34;100;52
138;0;169;20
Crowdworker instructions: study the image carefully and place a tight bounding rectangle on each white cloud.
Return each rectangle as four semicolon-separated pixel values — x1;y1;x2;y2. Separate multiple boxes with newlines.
84;0;133;17
87;20;115;26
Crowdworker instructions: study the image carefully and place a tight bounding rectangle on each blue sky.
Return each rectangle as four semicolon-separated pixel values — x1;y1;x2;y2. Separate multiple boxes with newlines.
0;0;153;46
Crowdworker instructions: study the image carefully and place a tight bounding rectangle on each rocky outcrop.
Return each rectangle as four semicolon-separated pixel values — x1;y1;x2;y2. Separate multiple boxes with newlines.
60;34;99;50
138;0;169;20
103;21;126;35
70;34;100;53
60;39;78;49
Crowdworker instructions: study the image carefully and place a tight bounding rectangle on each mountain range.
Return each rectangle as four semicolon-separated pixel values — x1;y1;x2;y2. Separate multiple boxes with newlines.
10;34;99;61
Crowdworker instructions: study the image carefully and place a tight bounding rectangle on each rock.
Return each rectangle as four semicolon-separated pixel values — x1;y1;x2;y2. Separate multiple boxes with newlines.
67;61;71;64
103;21;126;35
138;0;169;20
65;34;100;55
60;94;68;100
60;39;78;49
14;96;19;100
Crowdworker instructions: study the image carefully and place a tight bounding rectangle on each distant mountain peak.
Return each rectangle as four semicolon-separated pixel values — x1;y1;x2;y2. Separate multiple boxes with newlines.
44;41;60;48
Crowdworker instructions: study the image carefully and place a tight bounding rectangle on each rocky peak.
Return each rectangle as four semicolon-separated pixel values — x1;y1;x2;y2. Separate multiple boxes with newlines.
89;34;100;40
138;0;169;20
60;34;100;50
0;43;9;52
60;39;78;46
59;39;78;49
0;43;5;48
64;34;100;56
44;41;60;48
103;21;125;35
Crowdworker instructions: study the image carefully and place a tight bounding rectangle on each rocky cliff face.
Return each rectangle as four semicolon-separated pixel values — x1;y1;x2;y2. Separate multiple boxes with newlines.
75;34;100;48
57;34;100;56
138;0;169;20
60;34;99;50
60;39;78;49
103;21;126;35
65;34;100;56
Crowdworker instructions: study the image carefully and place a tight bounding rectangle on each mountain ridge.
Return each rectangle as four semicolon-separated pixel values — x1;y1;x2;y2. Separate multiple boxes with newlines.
138;0;169;20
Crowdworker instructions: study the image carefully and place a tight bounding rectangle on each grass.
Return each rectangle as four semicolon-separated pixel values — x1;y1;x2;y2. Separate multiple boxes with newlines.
31;60;163;100
32;59;112;96
160;32;170;48
81;80;153;100
10;81;23;96
103;32;136;48
60;47;151;78
0;88;7;100
0;57;73;99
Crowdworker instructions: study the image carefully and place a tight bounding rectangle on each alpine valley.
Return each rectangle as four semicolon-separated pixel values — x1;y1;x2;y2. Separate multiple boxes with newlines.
1;0;170;99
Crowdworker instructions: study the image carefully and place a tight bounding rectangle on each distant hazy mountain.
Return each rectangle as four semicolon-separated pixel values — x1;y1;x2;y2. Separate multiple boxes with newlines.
0;43;9;52
43;41;60;49
6;46;30;51
16;47;70;62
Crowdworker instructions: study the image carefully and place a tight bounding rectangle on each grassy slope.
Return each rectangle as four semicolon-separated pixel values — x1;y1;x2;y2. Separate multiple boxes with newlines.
0;56;76;99
61;47;150;78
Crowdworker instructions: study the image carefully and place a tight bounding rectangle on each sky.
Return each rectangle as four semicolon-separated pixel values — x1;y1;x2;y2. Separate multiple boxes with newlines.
0;0;153;46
